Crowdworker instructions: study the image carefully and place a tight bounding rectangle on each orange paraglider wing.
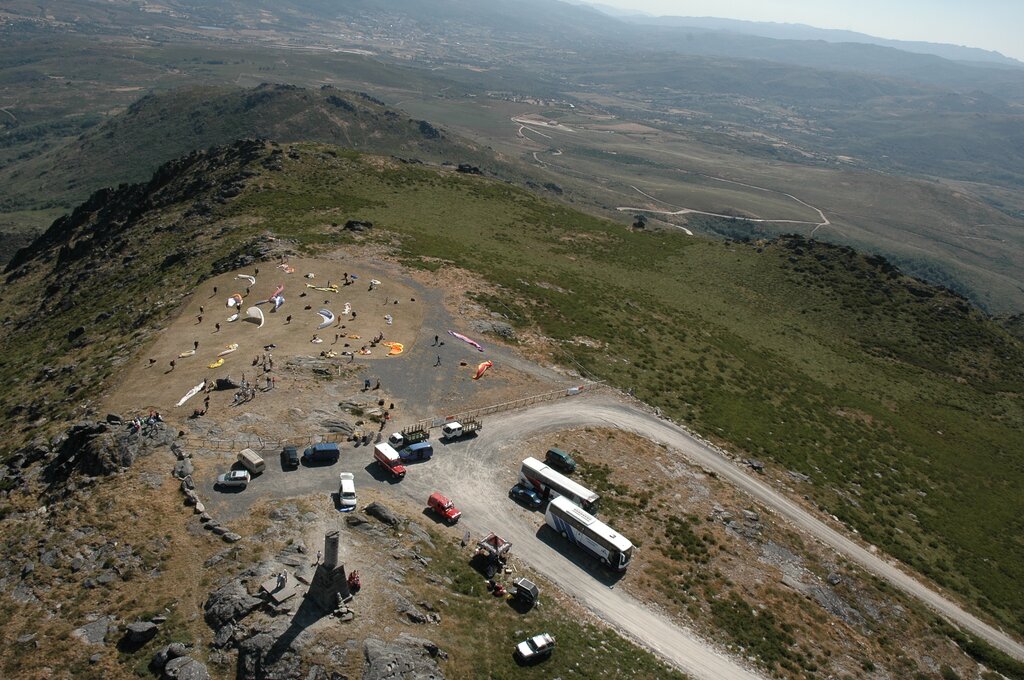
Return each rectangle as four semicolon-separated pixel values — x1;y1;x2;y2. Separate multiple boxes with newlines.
473;360;494;380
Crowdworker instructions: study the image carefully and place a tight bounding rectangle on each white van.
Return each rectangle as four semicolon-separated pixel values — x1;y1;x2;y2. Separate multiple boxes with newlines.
237;448;266;474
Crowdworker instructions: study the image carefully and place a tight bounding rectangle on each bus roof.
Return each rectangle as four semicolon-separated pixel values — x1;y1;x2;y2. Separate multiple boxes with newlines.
521;457;599;504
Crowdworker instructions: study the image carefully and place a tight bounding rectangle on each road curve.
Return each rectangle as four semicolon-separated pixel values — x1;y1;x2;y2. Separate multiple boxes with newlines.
497;392;1024;662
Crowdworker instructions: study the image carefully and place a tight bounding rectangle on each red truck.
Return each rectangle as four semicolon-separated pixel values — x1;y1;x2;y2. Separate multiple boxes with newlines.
427;492;462;524
373;442;407;479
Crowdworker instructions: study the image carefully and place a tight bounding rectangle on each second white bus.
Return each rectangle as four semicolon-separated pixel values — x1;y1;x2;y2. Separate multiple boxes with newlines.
545;496;633;571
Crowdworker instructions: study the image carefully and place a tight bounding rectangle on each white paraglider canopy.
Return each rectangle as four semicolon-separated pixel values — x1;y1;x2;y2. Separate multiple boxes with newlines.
245;306;265;328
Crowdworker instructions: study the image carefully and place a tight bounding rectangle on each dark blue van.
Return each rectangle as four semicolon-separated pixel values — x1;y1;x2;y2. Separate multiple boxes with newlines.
399;441;433;461
303;442;340;464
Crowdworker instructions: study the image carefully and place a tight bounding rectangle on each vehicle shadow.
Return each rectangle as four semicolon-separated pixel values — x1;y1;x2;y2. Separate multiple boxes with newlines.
437;432;478;447
363;461;402;485
213;484;246;495
534;525;625;587
505;595;534;615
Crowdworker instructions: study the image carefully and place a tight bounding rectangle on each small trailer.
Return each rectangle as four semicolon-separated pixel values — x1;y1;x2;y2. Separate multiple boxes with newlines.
512;577;539;608
475;532;511;578
441;418;482;441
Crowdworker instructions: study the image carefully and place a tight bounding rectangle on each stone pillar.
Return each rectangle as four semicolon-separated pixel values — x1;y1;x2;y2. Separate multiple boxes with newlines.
324;530;340;569
310;530;350;612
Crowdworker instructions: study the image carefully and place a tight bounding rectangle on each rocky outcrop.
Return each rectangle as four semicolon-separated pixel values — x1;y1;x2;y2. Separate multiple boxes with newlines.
365;502;401;527
203;581;261;631
39;417;174;488
362;635;447;680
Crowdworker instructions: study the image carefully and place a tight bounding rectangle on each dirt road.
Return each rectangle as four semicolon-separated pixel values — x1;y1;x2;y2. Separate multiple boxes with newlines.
485;394;1024;663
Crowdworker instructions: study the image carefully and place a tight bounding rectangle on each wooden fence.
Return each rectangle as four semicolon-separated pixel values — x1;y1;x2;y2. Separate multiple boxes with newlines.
181;380;604;453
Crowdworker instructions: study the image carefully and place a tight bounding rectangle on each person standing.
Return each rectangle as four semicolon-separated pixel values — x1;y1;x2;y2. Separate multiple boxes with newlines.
434;355;441;367
194;340;199;351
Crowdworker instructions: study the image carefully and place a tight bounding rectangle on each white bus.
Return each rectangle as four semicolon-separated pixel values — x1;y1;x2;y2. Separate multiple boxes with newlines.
519;457;599;513
545;496;634;571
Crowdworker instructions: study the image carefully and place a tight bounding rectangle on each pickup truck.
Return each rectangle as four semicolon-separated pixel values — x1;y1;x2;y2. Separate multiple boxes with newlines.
373;442;406;479
427;492;462;524
388;426;429;449
440;418;482;441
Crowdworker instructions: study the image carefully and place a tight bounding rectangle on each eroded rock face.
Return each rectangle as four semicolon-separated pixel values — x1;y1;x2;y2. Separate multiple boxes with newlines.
362;635;446;680
42;417;174;482
203;580;261;631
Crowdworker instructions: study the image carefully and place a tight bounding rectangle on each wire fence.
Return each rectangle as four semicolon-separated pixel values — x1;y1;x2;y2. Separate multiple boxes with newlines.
182;380;606;453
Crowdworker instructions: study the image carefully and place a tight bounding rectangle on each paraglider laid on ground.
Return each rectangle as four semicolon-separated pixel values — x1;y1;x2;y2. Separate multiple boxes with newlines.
245;306;265;328
178;349;196;358
227;313;239;323
450;330;484;352
236;274;256;286
176;380;206;407
474;360;494;380
208;358;225;369
382;341;404;356
306;283;340;293
226;294;243;308
317;308;335;330
217;343;240;357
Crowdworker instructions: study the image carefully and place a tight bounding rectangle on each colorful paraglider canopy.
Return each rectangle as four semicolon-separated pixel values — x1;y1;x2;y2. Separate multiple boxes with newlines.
473;360;494;380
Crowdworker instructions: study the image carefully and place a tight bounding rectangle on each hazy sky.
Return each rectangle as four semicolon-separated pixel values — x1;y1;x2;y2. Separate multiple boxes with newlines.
599;1;1024;61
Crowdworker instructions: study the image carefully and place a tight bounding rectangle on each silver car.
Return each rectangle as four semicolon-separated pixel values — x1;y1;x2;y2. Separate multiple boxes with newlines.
216;469;251;488
515;633;555;662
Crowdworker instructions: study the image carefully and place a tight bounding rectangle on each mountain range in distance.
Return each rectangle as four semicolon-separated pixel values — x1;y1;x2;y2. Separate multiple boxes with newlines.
576;2;1022;67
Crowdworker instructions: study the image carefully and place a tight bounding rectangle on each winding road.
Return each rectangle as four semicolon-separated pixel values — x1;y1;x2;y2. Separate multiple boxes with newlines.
202;390;1024;678
480;394;1024;665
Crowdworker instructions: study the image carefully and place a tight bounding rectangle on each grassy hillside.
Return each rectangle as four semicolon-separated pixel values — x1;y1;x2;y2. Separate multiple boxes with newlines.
0;83;505;218
2;141;1023;648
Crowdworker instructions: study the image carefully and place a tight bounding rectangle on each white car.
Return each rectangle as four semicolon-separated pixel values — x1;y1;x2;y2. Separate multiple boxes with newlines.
338;472;357;511
216;469;251;488
515;633;555;662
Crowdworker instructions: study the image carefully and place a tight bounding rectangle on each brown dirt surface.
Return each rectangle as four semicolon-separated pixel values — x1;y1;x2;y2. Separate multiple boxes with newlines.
102;257;426;420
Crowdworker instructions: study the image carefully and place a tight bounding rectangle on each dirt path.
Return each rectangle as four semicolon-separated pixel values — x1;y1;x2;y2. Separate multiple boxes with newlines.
492;394;1024;664
617;184;828;228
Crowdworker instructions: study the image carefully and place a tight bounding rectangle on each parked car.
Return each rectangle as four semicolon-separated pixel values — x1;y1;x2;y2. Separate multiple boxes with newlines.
237;448;265;474
427;492;462;524
303;442;340;464
216;469;251;488
338;472;357;511
515;633;555;662
544;447;576;473
281;445;299;470
509;483;543;508
399;441;434;462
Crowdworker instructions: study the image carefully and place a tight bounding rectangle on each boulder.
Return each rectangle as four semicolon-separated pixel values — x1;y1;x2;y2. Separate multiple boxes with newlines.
162;656;211;680
125;621;158;643
363;635;446;680
203;581;261;630
150;641;189;671
173;459;194;479
365;502;401;527
72;616;114;645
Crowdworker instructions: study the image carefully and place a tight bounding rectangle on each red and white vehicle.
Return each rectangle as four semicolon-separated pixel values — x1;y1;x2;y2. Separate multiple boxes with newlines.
373;442;407;479
427;492;462;524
